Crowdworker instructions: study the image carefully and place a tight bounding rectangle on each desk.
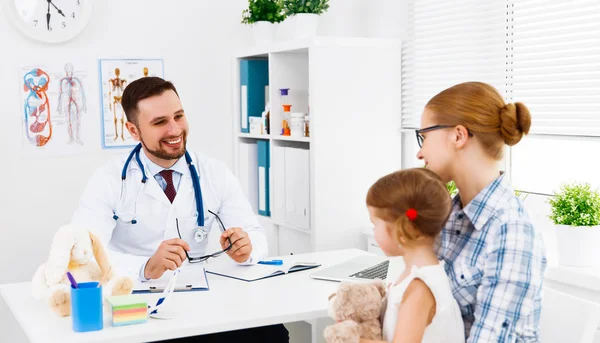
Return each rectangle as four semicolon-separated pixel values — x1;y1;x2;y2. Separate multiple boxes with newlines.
0;249;369;343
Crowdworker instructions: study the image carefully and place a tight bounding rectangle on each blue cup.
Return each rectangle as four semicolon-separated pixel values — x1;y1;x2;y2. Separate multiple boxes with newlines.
71;282;103;332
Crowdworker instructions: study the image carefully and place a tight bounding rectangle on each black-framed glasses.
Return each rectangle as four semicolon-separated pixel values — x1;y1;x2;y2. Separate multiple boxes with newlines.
176;210;232;263
415;125;473;148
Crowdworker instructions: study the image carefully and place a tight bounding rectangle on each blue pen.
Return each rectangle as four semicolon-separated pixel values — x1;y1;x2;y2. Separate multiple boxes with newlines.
258;260;283;265
66;271;78;289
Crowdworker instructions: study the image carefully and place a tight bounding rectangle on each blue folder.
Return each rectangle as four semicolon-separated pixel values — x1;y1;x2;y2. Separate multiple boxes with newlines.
240;60;269;133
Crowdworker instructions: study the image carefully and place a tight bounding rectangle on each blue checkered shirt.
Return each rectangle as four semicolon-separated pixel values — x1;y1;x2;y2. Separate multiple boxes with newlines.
436;174;547;343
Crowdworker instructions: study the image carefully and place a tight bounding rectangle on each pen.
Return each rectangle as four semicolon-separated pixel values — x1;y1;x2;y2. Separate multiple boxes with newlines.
149;269;180;315
66;271;78;289
258;260;283;265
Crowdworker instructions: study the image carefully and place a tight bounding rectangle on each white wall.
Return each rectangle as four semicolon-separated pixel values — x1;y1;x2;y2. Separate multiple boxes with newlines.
0;0;407;286
0;0;252;284
319;0;408;39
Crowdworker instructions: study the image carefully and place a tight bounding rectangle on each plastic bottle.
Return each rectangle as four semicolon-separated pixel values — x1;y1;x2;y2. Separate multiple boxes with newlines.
290;113;306;137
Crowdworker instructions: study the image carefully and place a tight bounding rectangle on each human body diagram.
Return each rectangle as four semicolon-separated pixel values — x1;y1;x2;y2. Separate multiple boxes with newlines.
57;63;87;145
109;68;128;141
23;68;52;147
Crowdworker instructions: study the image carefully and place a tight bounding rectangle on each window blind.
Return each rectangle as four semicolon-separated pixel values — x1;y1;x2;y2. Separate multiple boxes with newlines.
401;0;507;129
507;0;600;136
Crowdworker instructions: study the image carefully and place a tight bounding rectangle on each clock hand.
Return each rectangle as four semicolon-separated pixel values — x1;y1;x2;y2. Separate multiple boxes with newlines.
49;1;66;17
46;1;51;31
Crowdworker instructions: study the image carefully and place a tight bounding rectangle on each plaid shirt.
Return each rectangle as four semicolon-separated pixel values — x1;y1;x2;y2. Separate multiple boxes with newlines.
436;174;547;343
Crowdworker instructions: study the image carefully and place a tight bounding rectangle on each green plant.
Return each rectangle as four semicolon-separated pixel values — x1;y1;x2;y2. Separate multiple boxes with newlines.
548;182;600;226
422;164;458;197
241;0;286;25
282;0;330;15
446;180;458;197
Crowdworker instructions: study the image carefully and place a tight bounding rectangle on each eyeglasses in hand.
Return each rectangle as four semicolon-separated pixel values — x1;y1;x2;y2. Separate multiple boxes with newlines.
176;210;232;263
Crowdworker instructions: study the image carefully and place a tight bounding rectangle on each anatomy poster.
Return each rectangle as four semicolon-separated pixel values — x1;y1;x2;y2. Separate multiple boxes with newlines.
20;62;92;155
98;59;164;149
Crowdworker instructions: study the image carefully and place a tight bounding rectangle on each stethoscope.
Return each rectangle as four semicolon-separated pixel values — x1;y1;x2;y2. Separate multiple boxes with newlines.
113;143;209;243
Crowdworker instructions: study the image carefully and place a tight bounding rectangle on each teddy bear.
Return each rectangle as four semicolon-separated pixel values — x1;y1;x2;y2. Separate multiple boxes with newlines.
31;224;134;317
324;281;387;343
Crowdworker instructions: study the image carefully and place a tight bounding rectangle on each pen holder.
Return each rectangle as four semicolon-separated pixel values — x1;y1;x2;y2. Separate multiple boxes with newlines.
71;282;103;332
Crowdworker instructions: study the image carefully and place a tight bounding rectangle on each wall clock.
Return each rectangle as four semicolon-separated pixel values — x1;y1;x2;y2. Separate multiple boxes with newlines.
2;0;93;44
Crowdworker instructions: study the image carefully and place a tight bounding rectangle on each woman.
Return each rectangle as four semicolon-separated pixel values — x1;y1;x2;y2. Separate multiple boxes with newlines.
415;82;547;342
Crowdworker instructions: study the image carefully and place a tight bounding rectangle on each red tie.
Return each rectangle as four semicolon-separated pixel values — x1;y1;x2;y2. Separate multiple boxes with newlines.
159;170;177;203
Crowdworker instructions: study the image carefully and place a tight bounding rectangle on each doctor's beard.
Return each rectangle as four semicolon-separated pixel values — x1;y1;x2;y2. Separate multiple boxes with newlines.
140;132;187;161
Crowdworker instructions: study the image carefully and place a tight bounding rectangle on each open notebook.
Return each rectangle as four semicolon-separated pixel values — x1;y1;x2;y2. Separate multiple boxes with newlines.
133;266;209;293
206;260;321;282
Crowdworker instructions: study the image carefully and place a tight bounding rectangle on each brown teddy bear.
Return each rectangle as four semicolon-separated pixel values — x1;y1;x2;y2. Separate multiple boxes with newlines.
324;281;387;343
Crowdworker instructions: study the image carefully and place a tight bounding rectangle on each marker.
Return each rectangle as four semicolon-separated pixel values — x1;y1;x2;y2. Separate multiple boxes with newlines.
258;260;283;265
66;271;78;289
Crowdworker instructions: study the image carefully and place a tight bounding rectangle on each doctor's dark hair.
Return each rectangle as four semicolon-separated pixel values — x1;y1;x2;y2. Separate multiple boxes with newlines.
425;81;531;160
121;77;179;126
366;168;452;243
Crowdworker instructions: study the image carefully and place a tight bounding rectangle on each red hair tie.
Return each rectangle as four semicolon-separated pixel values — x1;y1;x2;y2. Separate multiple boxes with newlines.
406;208;418;221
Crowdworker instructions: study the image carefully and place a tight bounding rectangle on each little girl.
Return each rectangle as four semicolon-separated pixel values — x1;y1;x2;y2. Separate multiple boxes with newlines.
362;168;465;343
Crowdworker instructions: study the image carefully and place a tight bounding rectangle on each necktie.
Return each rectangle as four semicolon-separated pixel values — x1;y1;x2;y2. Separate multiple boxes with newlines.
159;170;177;203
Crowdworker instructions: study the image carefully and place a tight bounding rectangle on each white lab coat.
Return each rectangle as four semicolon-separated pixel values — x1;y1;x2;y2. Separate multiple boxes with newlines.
71;148;268;278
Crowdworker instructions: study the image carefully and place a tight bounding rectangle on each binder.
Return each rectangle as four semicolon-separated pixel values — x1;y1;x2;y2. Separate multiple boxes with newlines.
271;145;286;223
240;60;269;133
238;141;259;213
257;140;270;216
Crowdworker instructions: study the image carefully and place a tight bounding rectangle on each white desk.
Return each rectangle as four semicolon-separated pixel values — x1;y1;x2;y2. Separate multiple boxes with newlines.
0;249;370;343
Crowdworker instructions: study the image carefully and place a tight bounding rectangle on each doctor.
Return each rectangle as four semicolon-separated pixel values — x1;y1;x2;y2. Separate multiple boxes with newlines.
72;77;289;342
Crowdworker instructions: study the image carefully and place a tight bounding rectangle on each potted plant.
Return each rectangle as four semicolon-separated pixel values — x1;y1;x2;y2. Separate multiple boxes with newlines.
548;182;600;267
446;180;458;197
241;0;286;44
281;0;330;39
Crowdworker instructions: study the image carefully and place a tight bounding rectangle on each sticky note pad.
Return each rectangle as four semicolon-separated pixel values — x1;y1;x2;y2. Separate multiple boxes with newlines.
107;295;148;326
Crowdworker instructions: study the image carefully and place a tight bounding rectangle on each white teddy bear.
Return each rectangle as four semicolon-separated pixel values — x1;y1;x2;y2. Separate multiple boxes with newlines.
32;224;134;317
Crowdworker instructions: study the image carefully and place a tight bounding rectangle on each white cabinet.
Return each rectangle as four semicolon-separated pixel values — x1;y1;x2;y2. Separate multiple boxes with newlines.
273;144;310;230
257;215;279;256
231;37;402;255
278;227;312;256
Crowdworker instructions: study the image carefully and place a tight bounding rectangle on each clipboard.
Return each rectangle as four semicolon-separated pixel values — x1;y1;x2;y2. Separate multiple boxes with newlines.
132;266;210;294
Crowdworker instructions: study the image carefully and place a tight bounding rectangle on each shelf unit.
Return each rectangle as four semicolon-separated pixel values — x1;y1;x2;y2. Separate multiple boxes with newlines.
237;132;270;140
232;37;402;256
237;132;311;143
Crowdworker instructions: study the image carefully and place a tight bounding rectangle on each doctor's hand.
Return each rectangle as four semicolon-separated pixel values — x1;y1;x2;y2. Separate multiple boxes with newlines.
144;238;190;279
220;227;252;263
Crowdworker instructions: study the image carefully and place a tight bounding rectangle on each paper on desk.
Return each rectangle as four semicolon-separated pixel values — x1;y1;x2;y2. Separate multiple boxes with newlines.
134;265;209;292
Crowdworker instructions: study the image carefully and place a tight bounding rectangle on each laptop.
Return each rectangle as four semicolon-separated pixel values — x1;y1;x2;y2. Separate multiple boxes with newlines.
310;255;405;283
